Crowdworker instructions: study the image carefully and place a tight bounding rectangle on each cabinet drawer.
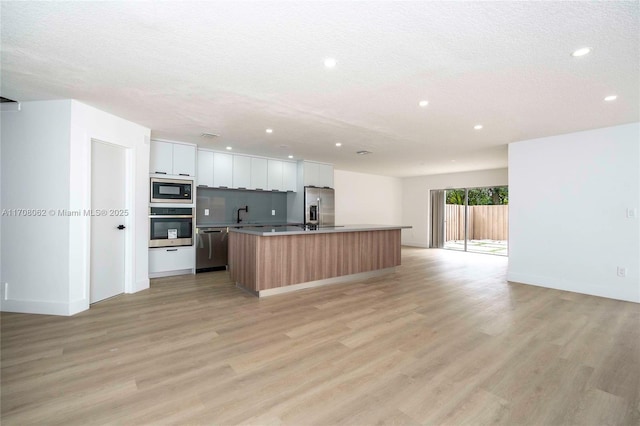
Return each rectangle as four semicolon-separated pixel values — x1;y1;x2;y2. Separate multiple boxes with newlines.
149;246;194;273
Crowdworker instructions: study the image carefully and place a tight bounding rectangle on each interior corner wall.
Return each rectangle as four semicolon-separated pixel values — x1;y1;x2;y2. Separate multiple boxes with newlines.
334;169;402;225
401;168;508;247
0;99;150;316
508;123;640;303
1;100;73;315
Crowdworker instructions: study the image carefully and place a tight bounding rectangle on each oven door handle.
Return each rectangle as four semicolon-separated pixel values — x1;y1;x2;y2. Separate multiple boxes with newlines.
148;215;193;219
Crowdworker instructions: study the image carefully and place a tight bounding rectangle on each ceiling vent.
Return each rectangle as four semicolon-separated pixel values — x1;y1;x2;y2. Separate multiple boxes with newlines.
200;132;219;138
0;97;21;112
356;150;372;155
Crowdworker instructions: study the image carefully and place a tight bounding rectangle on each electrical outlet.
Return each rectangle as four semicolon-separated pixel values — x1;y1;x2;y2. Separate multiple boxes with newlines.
204;209;209;216
617;267;627;277
627;208;637;219
271;209;276;216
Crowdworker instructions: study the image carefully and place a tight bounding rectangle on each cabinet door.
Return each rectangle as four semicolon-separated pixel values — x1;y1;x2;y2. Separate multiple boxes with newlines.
250;157;268;190
232;155;251;189
318;163;334;188
197;150;214;187
150;141;173;175
303;161;320;187
213;153;233;188
267;160;283;191
282;161;297;192
149;246;194;273
173;144;196;176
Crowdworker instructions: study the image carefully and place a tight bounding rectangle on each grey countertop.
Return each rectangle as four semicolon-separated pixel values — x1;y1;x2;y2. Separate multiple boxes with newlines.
196;222;303;228
229;224;412;236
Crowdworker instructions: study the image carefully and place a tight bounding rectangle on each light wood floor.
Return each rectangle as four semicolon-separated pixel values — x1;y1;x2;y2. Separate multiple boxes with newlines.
2;248;639;425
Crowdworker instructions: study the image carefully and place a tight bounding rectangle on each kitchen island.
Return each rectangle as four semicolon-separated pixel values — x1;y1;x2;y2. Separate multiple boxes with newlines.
228;225;410;296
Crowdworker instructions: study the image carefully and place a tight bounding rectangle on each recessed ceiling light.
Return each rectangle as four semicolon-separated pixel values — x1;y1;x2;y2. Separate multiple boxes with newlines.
324;57;337;68
226;146;232;150
474;124;483;130
265;128;273;134
335;143;342;147
419;100;429;107
571;47;591;57
604;95;618;102
288;155;294;159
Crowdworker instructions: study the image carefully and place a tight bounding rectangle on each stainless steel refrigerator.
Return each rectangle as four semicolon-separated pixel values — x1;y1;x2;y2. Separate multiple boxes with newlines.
304;186;335;227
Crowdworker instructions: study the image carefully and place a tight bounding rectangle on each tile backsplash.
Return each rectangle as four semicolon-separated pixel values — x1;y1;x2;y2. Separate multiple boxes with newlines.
196;188;288;225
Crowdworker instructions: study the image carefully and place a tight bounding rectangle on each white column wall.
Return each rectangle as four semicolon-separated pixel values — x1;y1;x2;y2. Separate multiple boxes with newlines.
1;100;73;314
401;169;508;247
508;123;639;303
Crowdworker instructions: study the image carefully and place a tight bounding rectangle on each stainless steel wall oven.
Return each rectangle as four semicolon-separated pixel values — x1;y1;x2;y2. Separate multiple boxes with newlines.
149;207;193;248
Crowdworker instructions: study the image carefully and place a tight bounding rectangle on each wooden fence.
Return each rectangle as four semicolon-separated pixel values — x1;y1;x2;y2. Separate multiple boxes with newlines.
445;204;508;241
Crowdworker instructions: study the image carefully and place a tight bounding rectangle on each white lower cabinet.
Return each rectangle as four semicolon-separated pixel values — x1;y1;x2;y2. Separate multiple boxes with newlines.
149;246;195;276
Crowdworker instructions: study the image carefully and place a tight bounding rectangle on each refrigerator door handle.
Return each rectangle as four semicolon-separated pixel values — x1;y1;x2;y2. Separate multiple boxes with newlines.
208;233;212;260
317;197;321;226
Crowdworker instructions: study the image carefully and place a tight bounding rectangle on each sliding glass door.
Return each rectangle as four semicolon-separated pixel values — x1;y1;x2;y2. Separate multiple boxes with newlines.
440;186;508;256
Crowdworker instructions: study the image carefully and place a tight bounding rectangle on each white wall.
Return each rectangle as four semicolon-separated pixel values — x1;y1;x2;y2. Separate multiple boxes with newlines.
334;169;402;225
1;100;150;315
401;168;508;247
1;100;73;313
508;123;639;303
69;100;151;313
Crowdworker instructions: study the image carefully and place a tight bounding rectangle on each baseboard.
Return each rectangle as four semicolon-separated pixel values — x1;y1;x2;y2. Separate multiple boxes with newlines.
249;267;397;297
68;298;89;315
0;297;75;316
149;269;195;279
133;278;150;293
401;241;429;248
507;271;640;304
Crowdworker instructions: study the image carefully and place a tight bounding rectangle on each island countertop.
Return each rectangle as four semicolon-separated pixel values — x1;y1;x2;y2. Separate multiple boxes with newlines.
229;224;411;236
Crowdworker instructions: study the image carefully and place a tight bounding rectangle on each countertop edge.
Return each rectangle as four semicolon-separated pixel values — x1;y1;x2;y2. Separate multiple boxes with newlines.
229;225;412;236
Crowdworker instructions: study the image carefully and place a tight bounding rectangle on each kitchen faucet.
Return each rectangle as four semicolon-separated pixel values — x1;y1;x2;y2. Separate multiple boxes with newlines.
236;205;248;223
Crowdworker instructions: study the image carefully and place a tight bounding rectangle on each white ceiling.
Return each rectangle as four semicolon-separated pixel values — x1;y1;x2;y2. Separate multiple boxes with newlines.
2;1;638;177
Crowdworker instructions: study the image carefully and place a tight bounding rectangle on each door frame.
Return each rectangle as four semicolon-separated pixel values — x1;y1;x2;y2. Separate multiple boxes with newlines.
86;138;134;303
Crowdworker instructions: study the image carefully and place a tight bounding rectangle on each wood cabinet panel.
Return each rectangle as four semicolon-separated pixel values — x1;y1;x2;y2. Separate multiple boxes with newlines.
230;230;401;293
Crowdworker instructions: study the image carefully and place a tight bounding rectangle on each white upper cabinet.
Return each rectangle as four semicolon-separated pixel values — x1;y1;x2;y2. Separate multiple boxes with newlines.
197;150;214;187
172;144;196;177
232;155;251;189
318;163;334;188
151;140;196;177
250;157;268;190
303;161;333;188
267;160;283;191
213;153;233;188
282;161;297;192
196;150;302;192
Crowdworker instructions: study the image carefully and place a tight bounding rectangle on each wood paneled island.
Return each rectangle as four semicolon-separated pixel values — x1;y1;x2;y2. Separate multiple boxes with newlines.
229;225;410;296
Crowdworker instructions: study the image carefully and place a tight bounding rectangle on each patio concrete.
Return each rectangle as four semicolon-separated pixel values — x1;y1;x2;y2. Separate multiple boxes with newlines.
444;239;508;256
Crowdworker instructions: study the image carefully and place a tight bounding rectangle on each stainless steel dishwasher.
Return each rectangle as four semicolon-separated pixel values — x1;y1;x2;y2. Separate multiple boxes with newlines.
195;227;228;272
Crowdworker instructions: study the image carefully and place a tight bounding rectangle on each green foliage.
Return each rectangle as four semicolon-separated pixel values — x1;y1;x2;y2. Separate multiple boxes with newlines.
446;187;508;205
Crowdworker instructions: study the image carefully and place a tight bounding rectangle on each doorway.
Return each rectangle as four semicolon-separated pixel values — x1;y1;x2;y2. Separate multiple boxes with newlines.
434;186;508;256
90;140;127;303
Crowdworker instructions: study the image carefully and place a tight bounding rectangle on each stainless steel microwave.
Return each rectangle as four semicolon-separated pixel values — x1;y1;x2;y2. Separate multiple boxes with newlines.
150;178;193;204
